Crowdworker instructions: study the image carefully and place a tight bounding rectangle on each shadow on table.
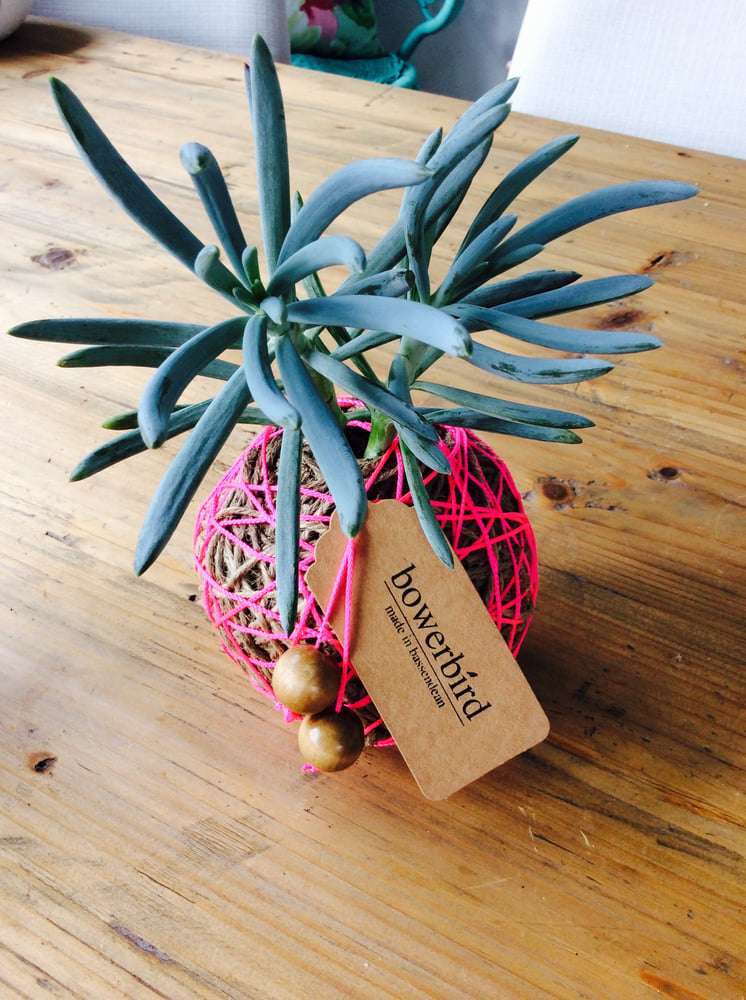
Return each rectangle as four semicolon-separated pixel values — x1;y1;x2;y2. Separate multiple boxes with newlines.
1;19;93;60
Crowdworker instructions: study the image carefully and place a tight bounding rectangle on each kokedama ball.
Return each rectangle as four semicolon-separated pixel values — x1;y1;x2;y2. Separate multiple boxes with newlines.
195;410;538;748
271;644;340;715
298;706;366;772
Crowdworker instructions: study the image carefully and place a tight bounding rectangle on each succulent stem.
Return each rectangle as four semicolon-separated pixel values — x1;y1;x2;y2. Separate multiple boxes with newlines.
300;345;346;429
364;409;395;459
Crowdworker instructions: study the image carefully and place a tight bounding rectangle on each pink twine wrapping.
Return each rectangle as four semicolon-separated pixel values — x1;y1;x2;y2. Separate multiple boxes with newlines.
194;409;538;748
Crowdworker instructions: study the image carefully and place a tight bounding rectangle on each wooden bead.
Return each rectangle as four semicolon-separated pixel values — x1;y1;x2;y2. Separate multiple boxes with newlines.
298;706;365;773
271;645;340;715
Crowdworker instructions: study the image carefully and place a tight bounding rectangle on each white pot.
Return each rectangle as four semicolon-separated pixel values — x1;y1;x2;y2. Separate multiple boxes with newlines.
0;0;32;40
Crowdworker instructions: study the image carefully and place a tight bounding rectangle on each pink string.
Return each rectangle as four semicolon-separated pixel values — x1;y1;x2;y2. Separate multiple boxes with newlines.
194;402;538;748
313;536;356;711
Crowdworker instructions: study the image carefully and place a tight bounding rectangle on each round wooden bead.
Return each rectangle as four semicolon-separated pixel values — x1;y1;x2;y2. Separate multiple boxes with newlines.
298;706;365;773
271;644;340;715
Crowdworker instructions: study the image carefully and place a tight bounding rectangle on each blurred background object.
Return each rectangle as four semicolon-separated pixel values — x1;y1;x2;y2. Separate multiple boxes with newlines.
1;0;32;40
376;0;528;96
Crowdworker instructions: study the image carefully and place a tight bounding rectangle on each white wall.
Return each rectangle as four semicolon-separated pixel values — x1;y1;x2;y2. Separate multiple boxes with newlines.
375;0;528;99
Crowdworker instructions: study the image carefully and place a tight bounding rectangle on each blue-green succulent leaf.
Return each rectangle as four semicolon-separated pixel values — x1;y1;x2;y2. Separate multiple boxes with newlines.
387;351;411;401
50;78;205;272
392;105;509;292
242;314;300;429
387;354;450;475
71;401;213;481
304;348;439;442
460;135;580;251
430;103;510;170
329;328;399;361
395;424;451;475
194;244;246;304
247;37;291;273
451;304;662;354
401;127;443;302
103;402;271;432
352;137;493;284
417;125;443;160
299;271;382;384
461;270;581;308
275;424;303;633
267;235;366;296
498;180;699;257
9;318;206;347
274;336;367;538
446;77;518;136
377;240;542;381
53;345;166;368
241;245;264;295
286;295;472;360
501;274;654;318
399;440;453;569
469;341;614;384
436;213;517;302
414;381;594;428
419;407;584;443
180;141;249;280
232;286;258;310
138;316;246;448
135;368;253;574
464;242;545;290
278;158;432;264
411;105;511;248
57;344;238;381
300;265;325;302
355;224;406;283
261;296;287;325
338;268;413;299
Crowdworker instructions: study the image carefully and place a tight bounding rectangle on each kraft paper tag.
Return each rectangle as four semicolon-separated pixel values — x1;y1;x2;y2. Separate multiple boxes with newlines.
305;500;549;799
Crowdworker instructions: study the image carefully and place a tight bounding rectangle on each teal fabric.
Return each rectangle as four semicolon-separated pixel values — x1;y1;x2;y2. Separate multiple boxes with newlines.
291;51;418;87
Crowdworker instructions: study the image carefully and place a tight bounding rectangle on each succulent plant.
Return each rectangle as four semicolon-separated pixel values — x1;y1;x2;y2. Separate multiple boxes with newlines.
10;36;697;633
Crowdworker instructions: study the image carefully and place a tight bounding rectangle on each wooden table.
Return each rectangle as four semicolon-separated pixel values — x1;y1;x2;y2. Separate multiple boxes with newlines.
2;19;744;1000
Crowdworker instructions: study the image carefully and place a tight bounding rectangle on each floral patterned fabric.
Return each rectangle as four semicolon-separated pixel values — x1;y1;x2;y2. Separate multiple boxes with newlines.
287;0;384;58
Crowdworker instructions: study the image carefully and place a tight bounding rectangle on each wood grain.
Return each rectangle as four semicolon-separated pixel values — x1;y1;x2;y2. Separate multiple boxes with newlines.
1;18;744;1000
